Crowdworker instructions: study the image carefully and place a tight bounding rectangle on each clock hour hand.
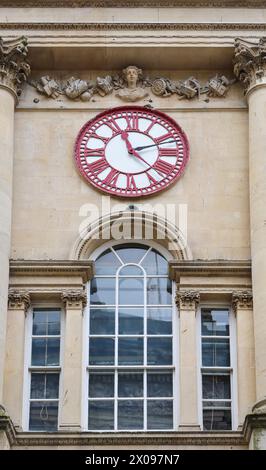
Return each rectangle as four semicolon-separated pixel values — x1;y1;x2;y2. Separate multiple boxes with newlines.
134;139;177;151
121;131;150;167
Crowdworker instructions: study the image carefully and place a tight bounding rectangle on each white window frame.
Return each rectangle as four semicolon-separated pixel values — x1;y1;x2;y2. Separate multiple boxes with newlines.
22;302;64;432
82;240;179;432
197;302;238;431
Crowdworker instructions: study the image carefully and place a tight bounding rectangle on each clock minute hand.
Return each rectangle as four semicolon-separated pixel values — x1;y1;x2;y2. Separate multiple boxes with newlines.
120;131;150;167
134;139;178;151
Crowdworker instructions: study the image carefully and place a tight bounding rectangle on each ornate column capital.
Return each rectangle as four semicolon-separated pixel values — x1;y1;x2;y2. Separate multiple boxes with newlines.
61;289;87;309
0;36;30;101
176;289;200;311
234;37;266;95
8;289;30;313
232;290;253;314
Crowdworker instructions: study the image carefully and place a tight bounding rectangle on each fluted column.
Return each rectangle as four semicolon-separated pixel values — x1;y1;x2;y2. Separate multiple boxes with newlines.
0;37;30;404
59;289;87;431
3;290;30;429
232;291;255;428
176;290;200;430
234;38;266;410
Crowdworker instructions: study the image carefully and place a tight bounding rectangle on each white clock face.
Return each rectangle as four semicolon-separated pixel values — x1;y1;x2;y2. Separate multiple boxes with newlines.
75;106;189;197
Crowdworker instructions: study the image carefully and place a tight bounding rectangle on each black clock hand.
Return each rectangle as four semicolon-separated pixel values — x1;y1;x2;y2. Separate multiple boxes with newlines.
134;140;177;151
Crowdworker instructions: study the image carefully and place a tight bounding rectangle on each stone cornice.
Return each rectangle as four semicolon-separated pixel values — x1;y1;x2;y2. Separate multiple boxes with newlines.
243;413;266;443
234;37;266;94
232;290;253;313
1;1;266;7
9;260;94;283
169;260;251;281
0;22;266;31
0;36;30;101
8;289;30;312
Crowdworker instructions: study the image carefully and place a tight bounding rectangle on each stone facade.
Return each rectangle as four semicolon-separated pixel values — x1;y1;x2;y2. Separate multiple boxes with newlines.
0;1;266;450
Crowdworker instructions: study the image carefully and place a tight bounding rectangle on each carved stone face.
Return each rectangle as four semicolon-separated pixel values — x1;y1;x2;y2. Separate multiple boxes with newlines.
125;67;139;88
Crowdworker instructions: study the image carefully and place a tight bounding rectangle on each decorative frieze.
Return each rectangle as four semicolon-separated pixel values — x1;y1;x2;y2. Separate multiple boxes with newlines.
0;36;30;101
176;290;200;310
232;290;253;313
61;289;87;309
234;37;266;94
30;67;234;103
8;289;30;312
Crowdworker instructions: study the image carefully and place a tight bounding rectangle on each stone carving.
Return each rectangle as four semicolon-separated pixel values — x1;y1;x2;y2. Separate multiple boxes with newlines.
8;289;30;312
30;65;235;102
232;290;253;313
115;65;149;102
234;37;266;94
176;290;200;310
0;36;30;100
61;289;87;308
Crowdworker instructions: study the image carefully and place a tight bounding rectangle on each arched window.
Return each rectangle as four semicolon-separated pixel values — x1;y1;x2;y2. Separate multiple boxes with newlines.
86;243;176;431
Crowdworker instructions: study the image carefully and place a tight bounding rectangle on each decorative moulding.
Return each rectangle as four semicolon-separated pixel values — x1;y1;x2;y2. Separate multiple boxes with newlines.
30;67;235;103
9;260;94;283
1;1;266;8
169;260;252;281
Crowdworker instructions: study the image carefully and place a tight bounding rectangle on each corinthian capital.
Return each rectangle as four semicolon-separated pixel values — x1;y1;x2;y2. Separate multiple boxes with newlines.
176;289;200;310
61;289;87;309
0;36;31;101
232;290;253;313
234;37;266;94
8;289;30;312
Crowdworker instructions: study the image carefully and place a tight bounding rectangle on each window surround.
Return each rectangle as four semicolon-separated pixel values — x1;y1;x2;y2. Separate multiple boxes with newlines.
22;302;64;432
82;240;179;432
197;302;238;431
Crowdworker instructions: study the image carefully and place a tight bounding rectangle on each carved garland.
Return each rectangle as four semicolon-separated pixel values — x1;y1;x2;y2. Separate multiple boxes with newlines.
30;67;235;103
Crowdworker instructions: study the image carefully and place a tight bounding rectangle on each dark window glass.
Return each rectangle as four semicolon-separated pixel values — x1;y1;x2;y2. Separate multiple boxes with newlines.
147;400;173;429
202;375;231;400
147;338;172;365
147;278;172;305
88;400;114;430
32;309;60;336
201;309;229;336
89;372;114;398
203;409;232;430
118;372;143;397
118;400;143;430
90;278;116;305
30;373;59;399
147;308;172;334
119;308;144;335
202;338;230;367
90;308;115;335
141;249;168;275
119;278;144;305
119;265;143;276
94;249;121;275
115;244;148;264
118;338;143;365
147;372;173;397
29;402;58;431
89;338;115;365
31;338;60;366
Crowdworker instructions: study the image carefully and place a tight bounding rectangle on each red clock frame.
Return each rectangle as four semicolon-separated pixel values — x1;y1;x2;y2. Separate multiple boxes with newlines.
75;105;189;197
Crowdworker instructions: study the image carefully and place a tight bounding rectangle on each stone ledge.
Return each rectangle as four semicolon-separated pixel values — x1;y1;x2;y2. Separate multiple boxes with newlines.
1;1;266;8
169;260;251;280
9;260;94;283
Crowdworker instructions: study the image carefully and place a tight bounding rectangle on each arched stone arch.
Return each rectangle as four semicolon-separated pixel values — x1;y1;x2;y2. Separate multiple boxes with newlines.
70;209;192;261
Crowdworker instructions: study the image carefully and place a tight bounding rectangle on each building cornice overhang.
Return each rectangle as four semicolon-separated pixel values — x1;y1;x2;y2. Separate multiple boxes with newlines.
9;260;94;283
1;1;266;8
169;260;251;281
0;22;266;31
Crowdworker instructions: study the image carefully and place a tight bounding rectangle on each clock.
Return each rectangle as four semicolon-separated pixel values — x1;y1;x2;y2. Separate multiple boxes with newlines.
75;105;189;197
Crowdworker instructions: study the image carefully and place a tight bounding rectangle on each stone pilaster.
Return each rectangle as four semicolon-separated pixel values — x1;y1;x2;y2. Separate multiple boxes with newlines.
232;291;255;429
3;290;30;430
0;37;30;405
59;289;87;431
176;289;200;431
234;38;266;444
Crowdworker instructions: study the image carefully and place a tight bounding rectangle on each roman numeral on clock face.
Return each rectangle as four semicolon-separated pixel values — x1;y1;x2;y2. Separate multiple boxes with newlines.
102;168;120;186
84;148;105;158
154;132;173;144
127;174;137;190
87;158;109;174
159;148;178;157
125;113;139;131
153;159;175;176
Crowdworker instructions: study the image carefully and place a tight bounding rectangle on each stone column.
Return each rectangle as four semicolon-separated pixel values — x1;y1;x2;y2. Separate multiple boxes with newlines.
176;290;200;431
234;38;266;408
232;291;255;428
59;289;87;431
0;37;30;404
3;290;30;430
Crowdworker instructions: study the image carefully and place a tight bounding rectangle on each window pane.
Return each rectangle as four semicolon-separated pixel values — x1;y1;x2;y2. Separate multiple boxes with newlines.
89;338;115;365
29;402;58;431
90;278;116;305
119;308;144;334
147;308;172;334
32;309;60;336
119;278;144;305
30;373;45;399
90;308;115;335
45;374;60;399
203;409;231;430
119;265;143;276
147;278;172;305
118;400;143;430
118;372;143;397
118;338;143;365
202;375;231;400
47;311;61;335
147;338;172;365
89;372;114;398
147;372;173;397
46;339;60;366
115;244;148;264
31;338;60;366
201;309;229;336
32;311;47;336
141;249;168;275
88;400;114;430
147;400;173;429
202;338;230;367
94;249;121;275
